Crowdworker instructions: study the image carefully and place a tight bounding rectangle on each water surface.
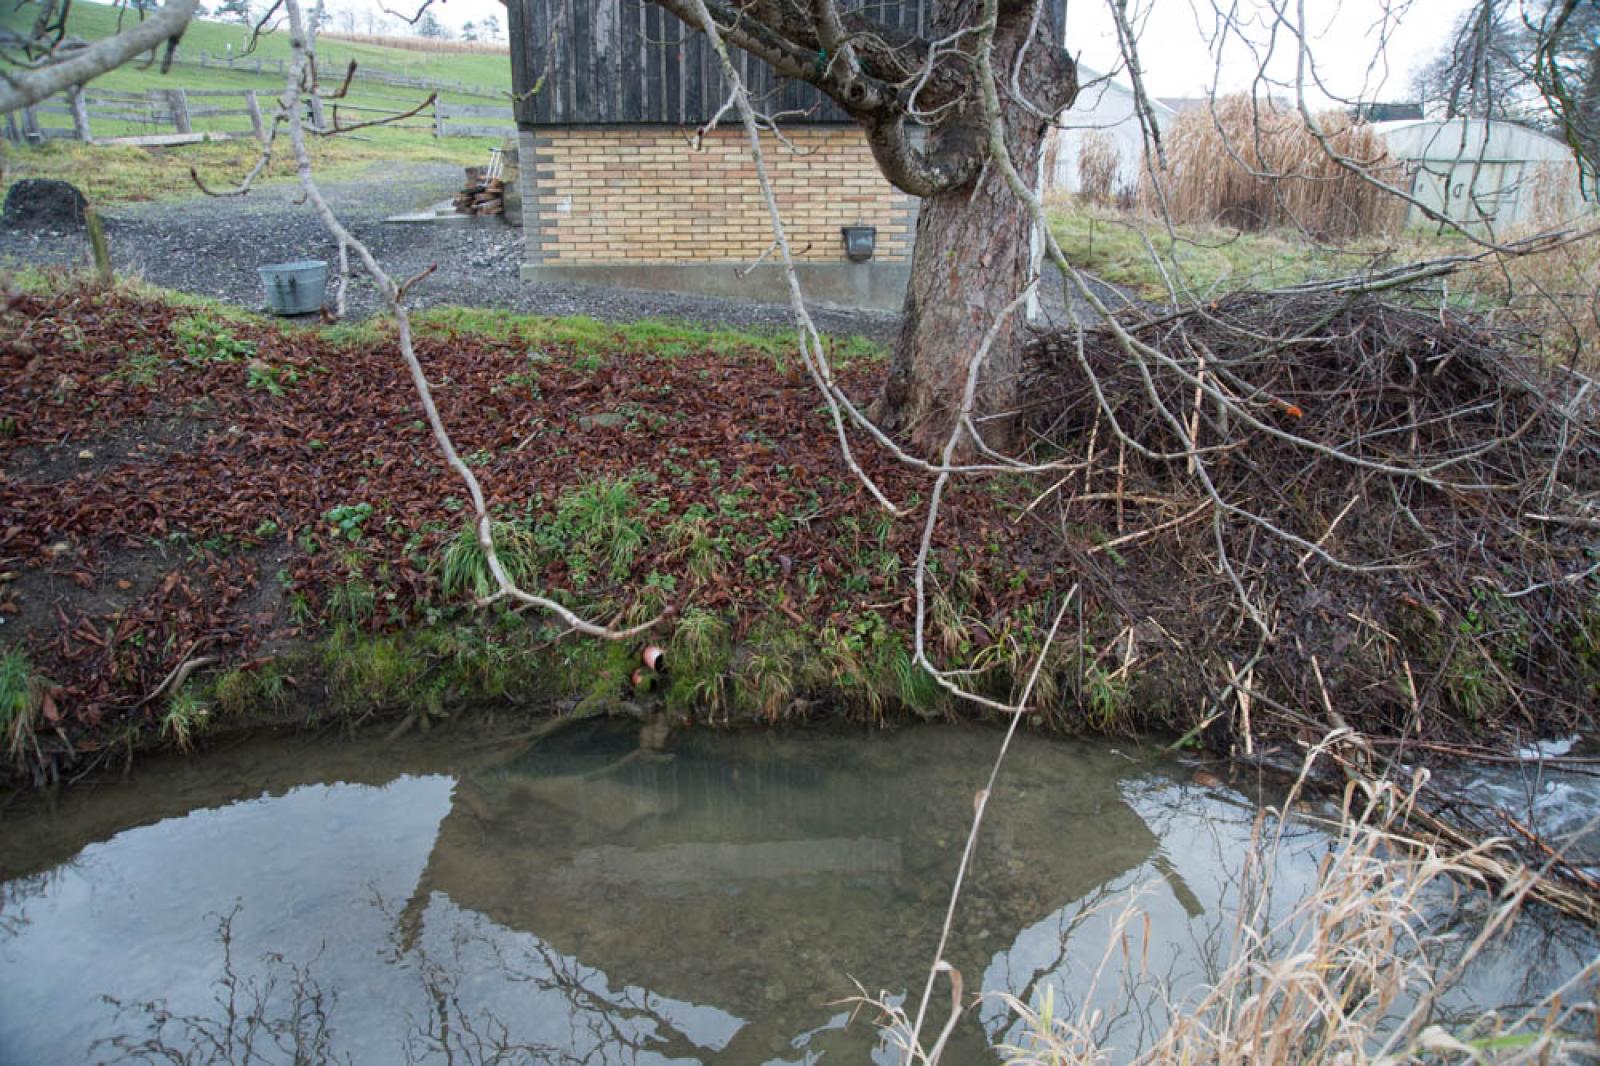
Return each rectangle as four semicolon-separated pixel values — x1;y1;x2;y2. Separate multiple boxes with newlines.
1;720;1592;1063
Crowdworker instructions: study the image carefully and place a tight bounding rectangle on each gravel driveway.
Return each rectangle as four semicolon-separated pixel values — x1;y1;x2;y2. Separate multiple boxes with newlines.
0;160;1124;339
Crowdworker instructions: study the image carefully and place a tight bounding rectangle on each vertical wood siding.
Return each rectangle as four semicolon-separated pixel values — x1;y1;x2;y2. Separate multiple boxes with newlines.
511;0;925;125
511;0;1066;126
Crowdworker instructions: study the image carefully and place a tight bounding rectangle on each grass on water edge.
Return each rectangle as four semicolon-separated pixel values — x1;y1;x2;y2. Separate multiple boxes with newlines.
0;272;1089;775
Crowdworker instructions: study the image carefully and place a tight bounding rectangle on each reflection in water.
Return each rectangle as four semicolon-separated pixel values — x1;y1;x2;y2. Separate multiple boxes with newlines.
0;722;1592;1064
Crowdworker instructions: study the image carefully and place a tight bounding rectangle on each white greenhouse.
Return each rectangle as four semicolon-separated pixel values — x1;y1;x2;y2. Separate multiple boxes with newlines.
1049;68;1175;198
1372;118;1585;228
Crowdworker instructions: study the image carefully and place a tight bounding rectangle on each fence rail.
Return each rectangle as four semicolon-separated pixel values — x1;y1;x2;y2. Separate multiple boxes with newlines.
3;86;513;145
180;51;507;101
2;85;270;145
433;100;515;138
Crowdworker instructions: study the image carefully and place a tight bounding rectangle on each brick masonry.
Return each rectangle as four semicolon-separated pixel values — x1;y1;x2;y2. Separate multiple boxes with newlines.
518;125;918;266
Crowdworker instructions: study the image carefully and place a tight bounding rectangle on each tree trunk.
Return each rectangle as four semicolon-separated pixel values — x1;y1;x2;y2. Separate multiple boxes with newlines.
870;13;1073;460
873;108;1045;458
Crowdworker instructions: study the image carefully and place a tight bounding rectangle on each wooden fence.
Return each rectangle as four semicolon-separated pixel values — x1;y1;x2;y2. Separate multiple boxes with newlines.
2;86;269;146
181;51;506;101
4;87;513;145
433;101;514;138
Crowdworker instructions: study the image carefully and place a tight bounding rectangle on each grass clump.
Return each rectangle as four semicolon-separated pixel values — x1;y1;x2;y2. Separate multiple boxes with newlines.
0;648;48;763
539;477;648;584
172;313;257;364
437;520;541;601
160;684;210;752
322;626;427;713
211;661;291;717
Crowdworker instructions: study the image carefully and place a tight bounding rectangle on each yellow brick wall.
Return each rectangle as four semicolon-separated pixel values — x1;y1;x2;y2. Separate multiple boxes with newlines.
520;126;917;265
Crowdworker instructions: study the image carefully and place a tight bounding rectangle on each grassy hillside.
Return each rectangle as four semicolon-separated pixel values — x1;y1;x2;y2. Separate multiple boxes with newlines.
1;0;512;91
0;0;510;201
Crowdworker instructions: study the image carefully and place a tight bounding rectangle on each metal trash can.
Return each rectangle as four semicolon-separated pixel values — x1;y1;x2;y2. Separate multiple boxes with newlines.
258;260;328;316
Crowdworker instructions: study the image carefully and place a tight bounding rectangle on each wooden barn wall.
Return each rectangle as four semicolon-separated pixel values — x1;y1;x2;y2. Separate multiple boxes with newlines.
510;0;1059;126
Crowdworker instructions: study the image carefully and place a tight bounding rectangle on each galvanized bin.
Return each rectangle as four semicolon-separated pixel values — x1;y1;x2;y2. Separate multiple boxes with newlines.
259;260;328;316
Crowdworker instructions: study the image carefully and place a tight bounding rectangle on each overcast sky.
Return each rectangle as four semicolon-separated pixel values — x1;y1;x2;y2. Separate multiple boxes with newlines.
1062;0;1477;103
338;0;1474;104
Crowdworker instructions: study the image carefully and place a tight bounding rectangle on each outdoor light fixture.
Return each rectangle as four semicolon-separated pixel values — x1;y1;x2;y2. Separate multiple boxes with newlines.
842;225;877;262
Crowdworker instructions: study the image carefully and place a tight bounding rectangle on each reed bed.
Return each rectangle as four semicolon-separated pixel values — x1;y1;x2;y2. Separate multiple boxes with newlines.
1456;165;1600;371
1076;131;1122;207
1144;94;1408;240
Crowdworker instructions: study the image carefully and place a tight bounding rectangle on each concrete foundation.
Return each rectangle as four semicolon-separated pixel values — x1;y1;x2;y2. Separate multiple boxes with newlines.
519;261;910;312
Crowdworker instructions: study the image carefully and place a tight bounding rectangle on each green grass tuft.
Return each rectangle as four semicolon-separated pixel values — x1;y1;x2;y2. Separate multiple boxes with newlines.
0;648;47;763
437;520;541;601
161;684;210;752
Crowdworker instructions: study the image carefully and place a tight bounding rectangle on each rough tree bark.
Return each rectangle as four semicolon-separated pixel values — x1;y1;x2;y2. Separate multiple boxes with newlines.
869;1;1077;457
652;0;1077;459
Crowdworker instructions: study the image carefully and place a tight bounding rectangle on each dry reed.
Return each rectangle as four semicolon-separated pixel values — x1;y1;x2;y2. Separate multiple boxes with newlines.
865;746;1600;1064
1000;779;1600;1063
1144;94;1409;240
1076;131;1121;207
1456;165;1600;371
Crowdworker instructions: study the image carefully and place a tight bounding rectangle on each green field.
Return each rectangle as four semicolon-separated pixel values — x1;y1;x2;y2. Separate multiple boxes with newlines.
1;0;511;201
2;0;513;93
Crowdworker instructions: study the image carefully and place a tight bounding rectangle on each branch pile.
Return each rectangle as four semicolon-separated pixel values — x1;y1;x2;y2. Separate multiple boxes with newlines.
1020;290;1600;749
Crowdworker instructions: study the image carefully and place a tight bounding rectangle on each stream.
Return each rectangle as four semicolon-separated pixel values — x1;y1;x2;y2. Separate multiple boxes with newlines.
1;720;1595;1064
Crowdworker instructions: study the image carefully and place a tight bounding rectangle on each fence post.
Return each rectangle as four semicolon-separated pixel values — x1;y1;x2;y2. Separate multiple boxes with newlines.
306;93;326;131
68;86;92;142
244;89;265;141
3;111;18;145
433;98;445;137
20;105;41;144
167;89;192;133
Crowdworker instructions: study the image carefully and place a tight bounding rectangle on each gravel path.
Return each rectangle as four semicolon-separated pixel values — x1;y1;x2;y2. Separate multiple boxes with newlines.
0;160;1124;339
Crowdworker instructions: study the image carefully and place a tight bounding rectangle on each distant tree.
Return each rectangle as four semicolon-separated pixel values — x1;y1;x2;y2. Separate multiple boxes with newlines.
461;19;478;40
1413;5;1527;120
212;0;252;25
481;13;500;40
416;10;449;38
1524;0;1600;197
1416;1;1599;196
